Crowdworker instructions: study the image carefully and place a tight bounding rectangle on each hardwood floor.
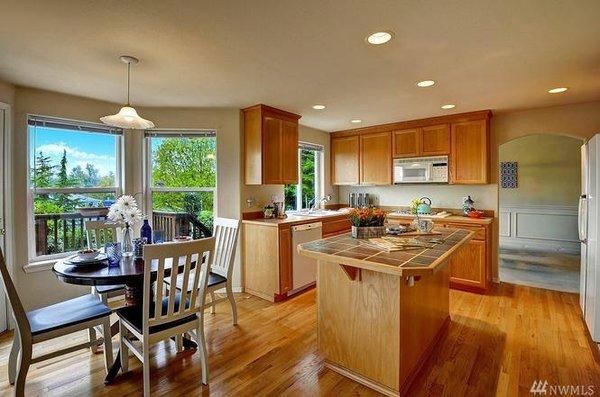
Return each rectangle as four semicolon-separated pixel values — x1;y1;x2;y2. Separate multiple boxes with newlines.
0;283;599;396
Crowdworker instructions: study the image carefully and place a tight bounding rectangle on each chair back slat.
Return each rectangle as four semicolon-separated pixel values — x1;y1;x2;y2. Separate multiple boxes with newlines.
0;248;30;336
210;218;240;280
84;220;119;250
142;238;215;329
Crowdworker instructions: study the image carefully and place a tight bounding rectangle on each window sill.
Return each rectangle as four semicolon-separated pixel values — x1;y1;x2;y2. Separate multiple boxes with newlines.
24;256;69;273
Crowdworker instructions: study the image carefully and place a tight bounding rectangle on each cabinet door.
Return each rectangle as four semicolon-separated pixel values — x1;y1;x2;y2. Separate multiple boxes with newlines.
449;240;486;290
281;119;299;184
331;135;360;185
392;128;420;158
360;132;392;185
262;116;283;184
278;227;293;294
450;119;489;184
421;124;450;155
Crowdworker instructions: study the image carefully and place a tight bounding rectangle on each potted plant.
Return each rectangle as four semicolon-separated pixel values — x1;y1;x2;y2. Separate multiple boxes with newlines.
348;207;387;239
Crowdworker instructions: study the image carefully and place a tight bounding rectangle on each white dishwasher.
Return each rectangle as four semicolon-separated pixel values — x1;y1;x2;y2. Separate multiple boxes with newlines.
291;222;322;290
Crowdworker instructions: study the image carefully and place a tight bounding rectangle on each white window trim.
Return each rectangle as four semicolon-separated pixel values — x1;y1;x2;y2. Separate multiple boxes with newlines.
27;116;123;263
293;143;324;210
144;130;218;228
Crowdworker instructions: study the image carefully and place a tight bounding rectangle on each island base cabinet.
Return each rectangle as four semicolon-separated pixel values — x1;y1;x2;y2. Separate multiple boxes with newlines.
317;260;450;396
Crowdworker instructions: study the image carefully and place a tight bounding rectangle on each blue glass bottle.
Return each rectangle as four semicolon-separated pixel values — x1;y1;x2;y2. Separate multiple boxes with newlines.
141;218;152;244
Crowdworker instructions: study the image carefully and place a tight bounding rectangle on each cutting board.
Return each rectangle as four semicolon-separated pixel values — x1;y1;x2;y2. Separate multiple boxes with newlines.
368;235;441;252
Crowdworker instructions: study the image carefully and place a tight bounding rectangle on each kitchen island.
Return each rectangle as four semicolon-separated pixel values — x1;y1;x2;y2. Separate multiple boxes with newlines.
298;227;473;396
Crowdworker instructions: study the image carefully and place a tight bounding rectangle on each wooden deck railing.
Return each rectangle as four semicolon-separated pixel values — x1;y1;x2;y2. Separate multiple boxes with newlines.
35;211;212;256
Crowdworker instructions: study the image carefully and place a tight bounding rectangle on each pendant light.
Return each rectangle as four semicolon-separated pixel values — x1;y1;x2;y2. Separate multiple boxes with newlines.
101;55;155;129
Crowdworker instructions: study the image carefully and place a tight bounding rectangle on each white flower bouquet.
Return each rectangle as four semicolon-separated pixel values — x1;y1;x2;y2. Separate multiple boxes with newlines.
107;195;143;256
107;195;143;226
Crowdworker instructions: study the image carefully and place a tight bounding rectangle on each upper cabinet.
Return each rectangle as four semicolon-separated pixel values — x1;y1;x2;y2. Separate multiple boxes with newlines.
450;119;489;184
360;132;392;185
243;104;300;185
392;124;449;158
331;110;491;186
331;135;360;185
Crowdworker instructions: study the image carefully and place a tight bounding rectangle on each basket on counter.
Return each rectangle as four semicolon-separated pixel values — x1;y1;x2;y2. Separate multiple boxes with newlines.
351;225;386;239
348;207;387;239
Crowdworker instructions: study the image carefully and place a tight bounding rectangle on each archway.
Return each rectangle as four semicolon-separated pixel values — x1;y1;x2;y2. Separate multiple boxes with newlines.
498;133;584;292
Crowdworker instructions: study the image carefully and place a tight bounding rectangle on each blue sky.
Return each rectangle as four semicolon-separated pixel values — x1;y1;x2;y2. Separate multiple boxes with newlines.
29;126;117;177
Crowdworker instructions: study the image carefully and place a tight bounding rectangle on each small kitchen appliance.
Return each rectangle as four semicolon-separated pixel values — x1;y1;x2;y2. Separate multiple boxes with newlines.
416;197;432;214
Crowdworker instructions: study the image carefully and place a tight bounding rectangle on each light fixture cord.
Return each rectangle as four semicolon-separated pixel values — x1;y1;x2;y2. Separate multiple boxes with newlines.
126;61;131;106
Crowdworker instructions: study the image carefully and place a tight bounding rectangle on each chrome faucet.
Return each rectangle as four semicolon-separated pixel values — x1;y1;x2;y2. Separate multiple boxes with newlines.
309;195;332;212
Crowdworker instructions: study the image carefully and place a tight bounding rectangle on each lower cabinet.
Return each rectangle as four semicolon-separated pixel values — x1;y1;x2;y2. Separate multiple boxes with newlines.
243;215;351;302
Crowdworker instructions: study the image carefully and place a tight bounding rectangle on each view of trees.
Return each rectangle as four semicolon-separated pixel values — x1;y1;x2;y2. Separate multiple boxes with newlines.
33;149;115;214
285;149;316;210
151;137;217;230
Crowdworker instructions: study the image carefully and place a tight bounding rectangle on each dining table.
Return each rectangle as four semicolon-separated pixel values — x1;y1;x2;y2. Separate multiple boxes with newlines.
52;253;199;384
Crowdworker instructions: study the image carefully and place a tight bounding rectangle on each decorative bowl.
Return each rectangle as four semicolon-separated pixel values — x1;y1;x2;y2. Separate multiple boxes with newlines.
467;210;484;219
76;249;101;261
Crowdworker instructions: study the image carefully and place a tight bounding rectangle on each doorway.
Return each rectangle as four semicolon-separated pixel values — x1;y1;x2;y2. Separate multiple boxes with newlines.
0;102;9;332
498;134;583;292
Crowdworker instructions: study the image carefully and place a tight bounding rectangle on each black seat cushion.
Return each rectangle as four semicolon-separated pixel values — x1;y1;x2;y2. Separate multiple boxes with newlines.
165;271;227;292
116;292;197;334
27;294;112;336
95;284;125;294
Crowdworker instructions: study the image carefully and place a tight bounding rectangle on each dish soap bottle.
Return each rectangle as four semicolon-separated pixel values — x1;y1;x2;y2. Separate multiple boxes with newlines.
141;217;152;244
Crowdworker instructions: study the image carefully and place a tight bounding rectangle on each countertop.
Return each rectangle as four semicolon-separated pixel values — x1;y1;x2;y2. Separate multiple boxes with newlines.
242;212;349;227
387;213;494;225
298;228;473;276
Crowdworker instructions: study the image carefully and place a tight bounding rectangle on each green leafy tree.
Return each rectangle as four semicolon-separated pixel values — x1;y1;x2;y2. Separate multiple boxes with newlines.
151;137;216;228
285;149;316;210
57;149;70;187
85;163;100;187
69;165;86;186
99;171;115;187
32;151;54;188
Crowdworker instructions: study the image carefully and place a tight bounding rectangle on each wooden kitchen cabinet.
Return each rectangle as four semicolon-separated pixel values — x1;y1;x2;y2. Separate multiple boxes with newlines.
450;119;489;184
421;124;450;155
392;128;420;158
243;215;352;302
360;131;392;185
331;134;360;185
243;104;301;185
392;124;449;158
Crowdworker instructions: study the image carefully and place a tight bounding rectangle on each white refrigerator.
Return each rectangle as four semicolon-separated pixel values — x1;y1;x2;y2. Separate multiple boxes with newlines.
580;134;600;342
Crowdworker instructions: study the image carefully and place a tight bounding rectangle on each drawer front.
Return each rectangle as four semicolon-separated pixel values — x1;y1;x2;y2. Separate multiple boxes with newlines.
443;223;486;240
322;218;352;236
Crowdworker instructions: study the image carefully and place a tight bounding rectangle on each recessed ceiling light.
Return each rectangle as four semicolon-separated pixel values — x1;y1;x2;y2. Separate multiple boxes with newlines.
350;119;362;124
441;104;455;109
312;104;326;110
366;31;393;45
548;87;568;94
416;80;436;87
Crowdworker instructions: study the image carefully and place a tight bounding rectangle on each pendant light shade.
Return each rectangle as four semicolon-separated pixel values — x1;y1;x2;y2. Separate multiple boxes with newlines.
101;55;155;129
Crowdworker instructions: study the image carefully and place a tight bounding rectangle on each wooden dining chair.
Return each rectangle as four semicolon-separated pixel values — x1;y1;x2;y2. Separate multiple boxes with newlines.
0;248;113;397
164;217;241;325
116;237;216;397
84;219;125;352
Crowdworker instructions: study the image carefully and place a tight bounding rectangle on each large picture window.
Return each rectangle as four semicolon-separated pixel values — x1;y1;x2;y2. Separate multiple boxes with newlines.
285;143;324;211
145;131;216;240
28;116;122;259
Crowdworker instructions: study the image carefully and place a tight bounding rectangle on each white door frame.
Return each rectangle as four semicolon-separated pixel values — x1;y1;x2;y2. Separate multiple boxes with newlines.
0;101;12;332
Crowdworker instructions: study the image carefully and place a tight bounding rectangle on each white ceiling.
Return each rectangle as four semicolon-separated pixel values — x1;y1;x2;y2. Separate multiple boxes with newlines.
1;0;599;131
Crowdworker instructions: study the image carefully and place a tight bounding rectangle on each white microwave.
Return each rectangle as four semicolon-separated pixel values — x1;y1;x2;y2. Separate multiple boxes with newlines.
393;156;448;184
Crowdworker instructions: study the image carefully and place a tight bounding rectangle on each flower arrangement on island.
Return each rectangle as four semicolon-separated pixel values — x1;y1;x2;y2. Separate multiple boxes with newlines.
347;207;387;238
107;195;143;256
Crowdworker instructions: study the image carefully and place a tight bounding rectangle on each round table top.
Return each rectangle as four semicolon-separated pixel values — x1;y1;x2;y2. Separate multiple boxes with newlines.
53;255;192;286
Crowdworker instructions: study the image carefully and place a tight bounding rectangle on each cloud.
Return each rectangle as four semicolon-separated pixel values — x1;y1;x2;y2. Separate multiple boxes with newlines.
36;142;115;176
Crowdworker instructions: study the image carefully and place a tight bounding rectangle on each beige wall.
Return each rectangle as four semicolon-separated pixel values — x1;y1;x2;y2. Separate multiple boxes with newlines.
0;79;15;105
241;123;337;212
499;134;582;207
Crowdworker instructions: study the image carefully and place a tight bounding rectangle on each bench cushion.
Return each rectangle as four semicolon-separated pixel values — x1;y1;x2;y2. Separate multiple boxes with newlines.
116;292;197;334
27;294;112;336
95;284;125;295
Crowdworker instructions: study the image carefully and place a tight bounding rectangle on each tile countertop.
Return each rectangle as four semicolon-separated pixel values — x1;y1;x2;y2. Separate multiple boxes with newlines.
241;212;350;227
298;228;474;276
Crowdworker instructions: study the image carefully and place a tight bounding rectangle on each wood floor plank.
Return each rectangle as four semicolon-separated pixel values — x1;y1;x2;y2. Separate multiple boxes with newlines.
0;284;599;396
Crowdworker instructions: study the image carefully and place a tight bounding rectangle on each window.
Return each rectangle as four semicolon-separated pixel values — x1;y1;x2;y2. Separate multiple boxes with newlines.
285;143;324;211
145;131;216;239
28;115;122;259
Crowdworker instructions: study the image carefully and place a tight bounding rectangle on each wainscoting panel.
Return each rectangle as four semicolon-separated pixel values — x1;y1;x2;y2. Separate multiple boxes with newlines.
499;205;579;253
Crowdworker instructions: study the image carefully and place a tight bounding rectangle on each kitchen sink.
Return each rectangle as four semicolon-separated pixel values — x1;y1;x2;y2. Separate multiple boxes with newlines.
289;209;346;217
